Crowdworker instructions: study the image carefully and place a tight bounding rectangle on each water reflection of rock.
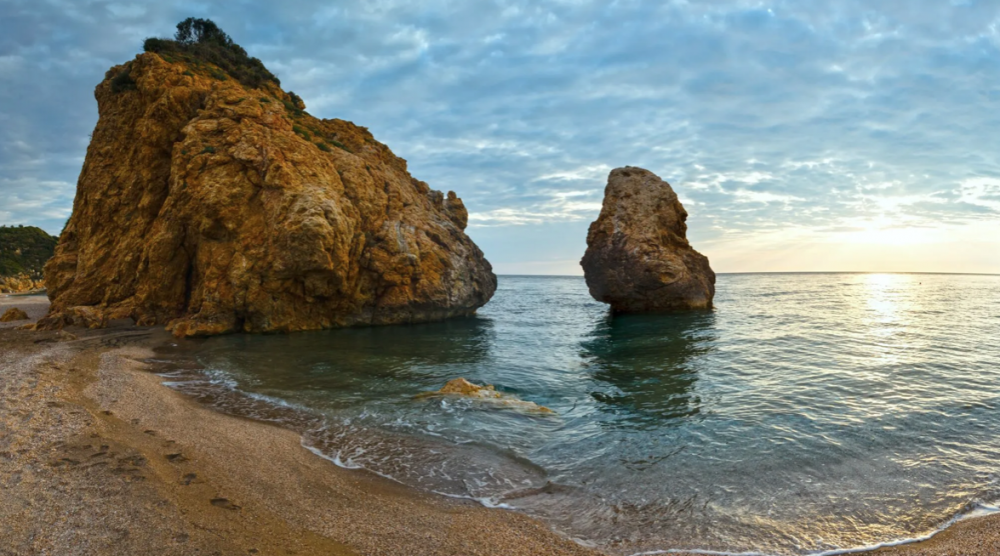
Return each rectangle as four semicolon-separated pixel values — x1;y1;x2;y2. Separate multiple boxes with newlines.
581;312;716;428
157;315;495;390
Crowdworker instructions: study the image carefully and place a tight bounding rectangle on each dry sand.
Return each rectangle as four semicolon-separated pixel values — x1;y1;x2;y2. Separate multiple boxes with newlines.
867;515;1000;556
0;299;997;556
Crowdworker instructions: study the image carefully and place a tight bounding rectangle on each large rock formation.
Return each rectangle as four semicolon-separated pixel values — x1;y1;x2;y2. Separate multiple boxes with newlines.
41;47;495;337
580;167;715;312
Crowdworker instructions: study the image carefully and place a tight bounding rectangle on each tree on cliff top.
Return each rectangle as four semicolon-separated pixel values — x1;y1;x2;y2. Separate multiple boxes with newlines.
174;18;231;46
143;18;279;89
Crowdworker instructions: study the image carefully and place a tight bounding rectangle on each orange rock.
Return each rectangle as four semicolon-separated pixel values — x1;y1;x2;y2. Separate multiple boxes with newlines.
0;274;44;294
437;378;502;398
418;378;555;415
0;307;29;322
40;53;495;337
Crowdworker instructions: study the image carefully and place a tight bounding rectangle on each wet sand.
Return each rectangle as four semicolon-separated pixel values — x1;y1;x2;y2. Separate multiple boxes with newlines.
0;297;997;556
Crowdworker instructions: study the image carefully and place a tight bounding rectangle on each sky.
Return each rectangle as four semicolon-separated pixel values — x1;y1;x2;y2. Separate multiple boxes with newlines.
2;1;999;275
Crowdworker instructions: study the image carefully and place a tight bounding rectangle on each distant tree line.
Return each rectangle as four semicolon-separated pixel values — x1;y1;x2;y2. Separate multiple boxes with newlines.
143;17;279;89
0;225;58;279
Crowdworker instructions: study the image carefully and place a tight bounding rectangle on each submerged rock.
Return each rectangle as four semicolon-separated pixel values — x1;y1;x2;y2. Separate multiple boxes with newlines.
581;167;715;312
0;307;29;322
417;378;555;415
40;46;495;337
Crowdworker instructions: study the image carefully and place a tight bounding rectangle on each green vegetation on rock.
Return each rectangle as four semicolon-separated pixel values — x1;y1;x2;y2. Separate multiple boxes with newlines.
142;17;279;89
0;225;57;279
110;68;137;94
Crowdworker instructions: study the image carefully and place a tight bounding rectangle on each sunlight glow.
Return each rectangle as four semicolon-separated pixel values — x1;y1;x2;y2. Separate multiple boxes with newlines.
692;220;1000;275
838;223;938;247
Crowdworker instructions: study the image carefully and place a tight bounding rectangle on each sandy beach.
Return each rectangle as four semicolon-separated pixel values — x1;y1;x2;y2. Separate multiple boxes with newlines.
0;297;600;556
1;295;998;556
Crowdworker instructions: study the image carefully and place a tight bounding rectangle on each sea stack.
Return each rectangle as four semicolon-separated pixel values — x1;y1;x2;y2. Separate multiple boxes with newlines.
40;31;495;337
581;167;715;312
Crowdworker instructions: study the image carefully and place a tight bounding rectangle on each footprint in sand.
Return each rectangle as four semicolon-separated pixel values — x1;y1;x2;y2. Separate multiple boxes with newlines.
118;455;146;467
210;498;241;510
165;453;187;463
181;473;197;485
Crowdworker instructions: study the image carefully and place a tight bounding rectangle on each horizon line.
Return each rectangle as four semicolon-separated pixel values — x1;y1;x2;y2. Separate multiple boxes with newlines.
496;271;1000;277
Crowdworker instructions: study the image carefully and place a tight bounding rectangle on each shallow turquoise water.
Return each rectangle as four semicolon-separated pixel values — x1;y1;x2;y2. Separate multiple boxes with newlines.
152;273;1000;555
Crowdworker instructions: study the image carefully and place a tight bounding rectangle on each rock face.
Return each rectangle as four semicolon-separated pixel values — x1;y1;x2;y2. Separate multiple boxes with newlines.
41;52;495;337
0;308;29;322
581;167;715;312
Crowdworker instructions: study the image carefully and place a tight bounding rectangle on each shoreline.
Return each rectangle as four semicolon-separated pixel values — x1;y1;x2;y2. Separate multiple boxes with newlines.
0;300;998;555
0;322;600;556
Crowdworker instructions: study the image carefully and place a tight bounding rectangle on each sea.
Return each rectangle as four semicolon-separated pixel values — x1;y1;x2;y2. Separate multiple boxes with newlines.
148;273;1000;556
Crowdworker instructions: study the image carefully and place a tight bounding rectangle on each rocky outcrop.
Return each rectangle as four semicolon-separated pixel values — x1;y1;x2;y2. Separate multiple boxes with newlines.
581;167;715;312
0;308;29;322
41;50;495;337
0;274;44;294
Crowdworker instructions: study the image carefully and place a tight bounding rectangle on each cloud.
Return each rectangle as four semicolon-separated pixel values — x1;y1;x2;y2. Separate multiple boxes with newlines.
1;0;999;273
469;188;603;226
0;177;75;232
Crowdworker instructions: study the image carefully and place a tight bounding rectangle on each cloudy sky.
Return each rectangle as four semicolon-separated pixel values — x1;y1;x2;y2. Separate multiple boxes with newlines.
2;0;999;274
